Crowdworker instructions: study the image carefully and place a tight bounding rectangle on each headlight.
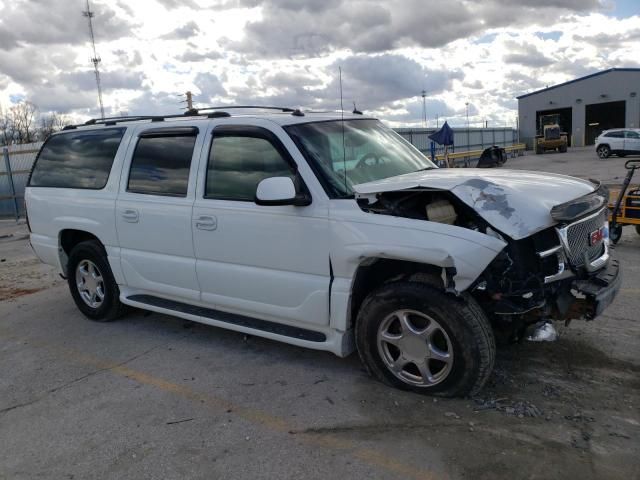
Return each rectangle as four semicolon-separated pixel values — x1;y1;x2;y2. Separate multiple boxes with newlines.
550;184;608;222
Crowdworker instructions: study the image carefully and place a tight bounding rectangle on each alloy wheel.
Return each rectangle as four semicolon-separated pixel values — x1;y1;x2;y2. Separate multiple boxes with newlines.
75;259;105;308
377;309;453;387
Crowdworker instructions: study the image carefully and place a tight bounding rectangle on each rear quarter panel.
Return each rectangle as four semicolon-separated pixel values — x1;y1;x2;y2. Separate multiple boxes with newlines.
25;127;134;278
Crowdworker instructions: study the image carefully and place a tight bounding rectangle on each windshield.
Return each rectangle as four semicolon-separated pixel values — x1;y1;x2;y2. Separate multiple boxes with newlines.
285;119;436;198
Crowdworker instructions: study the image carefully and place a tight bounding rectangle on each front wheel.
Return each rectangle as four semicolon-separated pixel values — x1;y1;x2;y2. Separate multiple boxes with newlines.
67;240;126;322
597;145;610;159
355;282;495;397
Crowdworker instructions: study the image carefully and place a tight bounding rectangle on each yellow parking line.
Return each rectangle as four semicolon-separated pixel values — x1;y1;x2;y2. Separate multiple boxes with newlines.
0;330;444;480
620;288;640;295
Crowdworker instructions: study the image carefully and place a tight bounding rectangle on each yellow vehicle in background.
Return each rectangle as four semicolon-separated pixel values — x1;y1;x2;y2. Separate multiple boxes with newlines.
609;160;640;244
535;114;568;154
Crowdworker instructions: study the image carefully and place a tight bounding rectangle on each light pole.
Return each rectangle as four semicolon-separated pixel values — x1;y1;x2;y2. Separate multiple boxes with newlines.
421;90;427;128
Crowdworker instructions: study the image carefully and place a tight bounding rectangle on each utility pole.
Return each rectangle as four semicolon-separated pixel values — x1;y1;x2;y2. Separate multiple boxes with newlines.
183;91;197;114
83;0;105;119
421;90;427;128
465;102;470;149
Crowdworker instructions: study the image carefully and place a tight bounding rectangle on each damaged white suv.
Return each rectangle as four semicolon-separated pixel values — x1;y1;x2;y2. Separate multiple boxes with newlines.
25;108;621;397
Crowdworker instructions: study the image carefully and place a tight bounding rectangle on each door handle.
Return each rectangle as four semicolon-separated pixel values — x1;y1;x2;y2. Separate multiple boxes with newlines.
195;215;217;231
121;208;139;223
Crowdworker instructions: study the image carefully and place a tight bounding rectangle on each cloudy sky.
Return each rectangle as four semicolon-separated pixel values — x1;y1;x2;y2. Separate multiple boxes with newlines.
0;0;638;128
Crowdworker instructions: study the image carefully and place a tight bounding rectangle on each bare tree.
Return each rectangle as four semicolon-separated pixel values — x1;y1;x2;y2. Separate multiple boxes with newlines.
0;104;16;146
38;112;72;140
1;101;72;145
11;101;38;143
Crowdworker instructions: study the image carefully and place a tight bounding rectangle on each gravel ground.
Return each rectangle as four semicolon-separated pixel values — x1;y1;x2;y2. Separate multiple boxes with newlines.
1;165;639;479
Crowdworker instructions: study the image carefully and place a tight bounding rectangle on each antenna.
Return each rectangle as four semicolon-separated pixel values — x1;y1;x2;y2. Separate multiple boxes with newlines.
83;0;105;120
339;67;347;195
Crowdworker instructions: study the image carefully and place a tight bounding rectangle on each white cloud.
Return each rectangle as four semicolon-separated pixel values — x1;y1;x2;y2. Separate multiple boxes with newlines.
0;0;638;127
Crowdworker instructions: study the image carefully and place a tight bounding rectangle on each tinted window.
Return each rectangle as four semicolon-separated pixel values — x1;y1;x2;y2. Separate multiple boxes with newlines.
625;131;639;139
29;128;125;189
206;136;294;201
127;134;196;197
605;131;624;138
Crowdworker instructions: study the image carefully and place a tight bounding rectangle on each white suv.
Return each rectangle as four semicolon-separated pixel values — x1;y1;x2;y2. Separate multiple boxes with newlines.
25;107;621;397
596;128;640;159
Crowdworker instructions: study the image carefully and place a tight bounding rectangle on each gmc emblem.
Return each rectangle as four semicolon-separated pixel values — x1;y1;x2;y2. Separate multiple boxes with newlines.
589;227;604;246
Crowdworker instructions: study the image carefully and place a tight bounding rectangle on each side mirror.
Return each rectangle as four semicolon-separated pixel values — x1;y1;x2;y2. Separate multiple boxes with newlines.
255;176;311;206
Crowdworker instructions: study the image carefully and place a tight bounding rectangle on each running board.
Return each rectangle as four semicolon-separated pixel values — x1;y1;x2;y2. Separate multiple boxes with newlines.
126;294;327;343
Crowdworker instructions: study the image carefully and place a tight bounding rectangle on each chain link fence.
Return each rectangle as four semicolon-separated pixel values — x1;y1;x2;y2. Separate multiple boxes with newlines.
1;142;42;220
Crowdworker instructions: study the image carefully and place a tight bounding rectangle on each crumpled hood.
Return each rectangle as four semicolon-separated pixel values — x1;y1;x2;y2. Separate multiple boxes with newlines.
354;168;597;240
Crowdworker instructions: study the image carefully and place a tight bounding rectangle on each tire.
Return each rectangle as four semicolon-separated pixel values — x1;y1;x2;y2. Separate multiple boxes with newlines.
67;240;126;322
610;224;623;244
635;225;640;236
560;144;567;153
355;282;495;397
597;145;610;159
536;145;543;154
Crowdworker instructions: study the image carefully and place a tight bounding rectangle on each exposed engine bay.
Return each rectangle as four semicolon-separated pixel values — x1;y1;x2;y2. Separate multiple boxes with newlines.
357;188;620;341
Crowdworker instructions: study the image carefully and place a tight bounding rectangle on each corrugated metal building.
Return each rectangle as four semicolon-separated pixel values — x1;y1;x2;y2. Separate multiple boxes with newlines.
517;68;640;148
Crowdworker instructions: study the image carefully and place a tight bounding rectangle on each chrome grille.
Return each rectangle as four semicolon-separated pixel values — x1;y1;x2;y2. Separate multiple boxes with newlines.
564;209;607;266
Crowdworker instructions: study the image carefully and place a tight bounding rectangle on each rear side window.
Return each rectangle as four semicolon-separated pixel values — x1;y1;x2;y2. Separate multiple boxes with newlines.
127;131;197;197
29;128;125;189
625;131;639;139
206;136;294;201
604;131;624;138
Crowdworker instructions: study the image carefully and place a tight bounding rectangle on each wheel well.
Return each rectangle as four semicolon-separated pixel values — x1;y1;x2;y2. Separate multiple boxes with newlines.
596;143;610;149
349;258;444;328
59;229;102;276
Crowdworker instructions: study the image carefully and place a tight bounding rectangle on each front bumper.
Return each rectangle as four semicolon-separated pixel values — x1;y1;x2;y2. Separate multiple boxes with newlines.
567;252;622;320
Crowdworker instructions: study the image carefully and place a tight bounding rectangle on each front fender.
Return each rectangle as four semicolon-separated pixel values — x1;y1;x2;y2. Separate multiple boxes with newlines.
327;201;506;333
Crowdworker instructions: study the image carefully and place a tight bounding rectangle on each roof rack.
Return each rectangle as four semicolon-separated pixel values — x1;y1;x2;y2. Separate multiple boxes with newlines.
196;105;296;113
64;105;306;130
193;105;304;116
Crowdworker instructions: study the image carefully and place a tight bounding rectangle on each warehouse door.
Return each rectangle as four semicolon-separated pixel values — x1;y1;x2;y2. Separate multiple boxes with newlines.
585;101;626;145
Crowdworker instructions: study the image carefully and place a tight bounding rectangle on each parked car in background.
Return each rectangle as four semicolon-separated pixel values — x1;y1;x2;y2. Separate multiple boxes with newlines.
596;128;640;159
25;107;621;397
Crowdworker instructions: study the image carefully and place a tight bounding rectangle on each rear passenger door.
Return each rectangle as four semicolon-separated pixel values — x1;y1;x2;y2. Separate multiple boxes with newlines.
624;130;640;154
116;126;203;302
605;131;625;152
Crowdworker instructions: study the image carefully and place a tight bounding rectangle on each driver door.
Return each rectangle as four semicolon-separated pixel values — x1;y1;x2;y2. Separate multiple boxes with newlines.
192;123;331;327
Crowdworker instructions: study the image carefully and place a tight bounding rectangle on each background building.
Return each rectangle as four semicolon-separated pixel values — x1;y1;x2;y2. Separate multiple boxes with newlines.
517;68;640;148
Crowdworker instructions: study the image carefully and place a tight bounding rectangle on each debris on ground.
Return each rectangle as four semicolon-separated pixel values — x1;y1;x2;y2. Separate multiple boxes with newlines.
473;397;543;417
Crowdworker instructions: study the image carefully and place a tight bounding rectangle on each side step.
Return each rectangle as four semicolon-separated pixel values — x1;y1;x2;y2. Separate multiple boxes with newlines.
127;294;327;343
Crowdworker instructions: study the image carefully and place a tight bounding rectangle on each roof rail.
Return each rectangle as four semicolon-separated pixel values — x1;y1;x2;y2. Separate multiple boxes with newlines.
195;105;296;113
66;105;307;130
84;115;166;126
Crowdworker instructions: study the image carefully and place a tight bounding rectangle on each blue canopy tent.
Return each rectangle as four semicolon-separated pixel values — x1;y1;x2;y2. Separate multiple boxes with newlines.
428;121;454;167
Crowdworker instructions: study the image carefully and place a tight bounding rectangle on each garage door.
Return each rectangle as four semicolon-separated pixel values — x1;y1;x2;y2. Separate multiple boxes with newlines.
585;101;626;145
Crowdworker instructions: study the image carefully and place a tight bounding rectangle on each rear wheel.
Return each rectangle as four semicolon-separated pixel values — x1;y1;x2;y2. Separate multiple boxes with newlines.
355;282;495;397
67;240;126;322
610;224;623;244
536;144;543;154
597;145;610;159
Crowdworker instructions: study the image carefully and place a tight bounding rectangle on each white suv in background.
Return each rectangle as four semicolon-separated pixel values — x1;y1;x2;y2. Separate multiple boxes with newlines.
595;128;640;159
25;107;621;397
